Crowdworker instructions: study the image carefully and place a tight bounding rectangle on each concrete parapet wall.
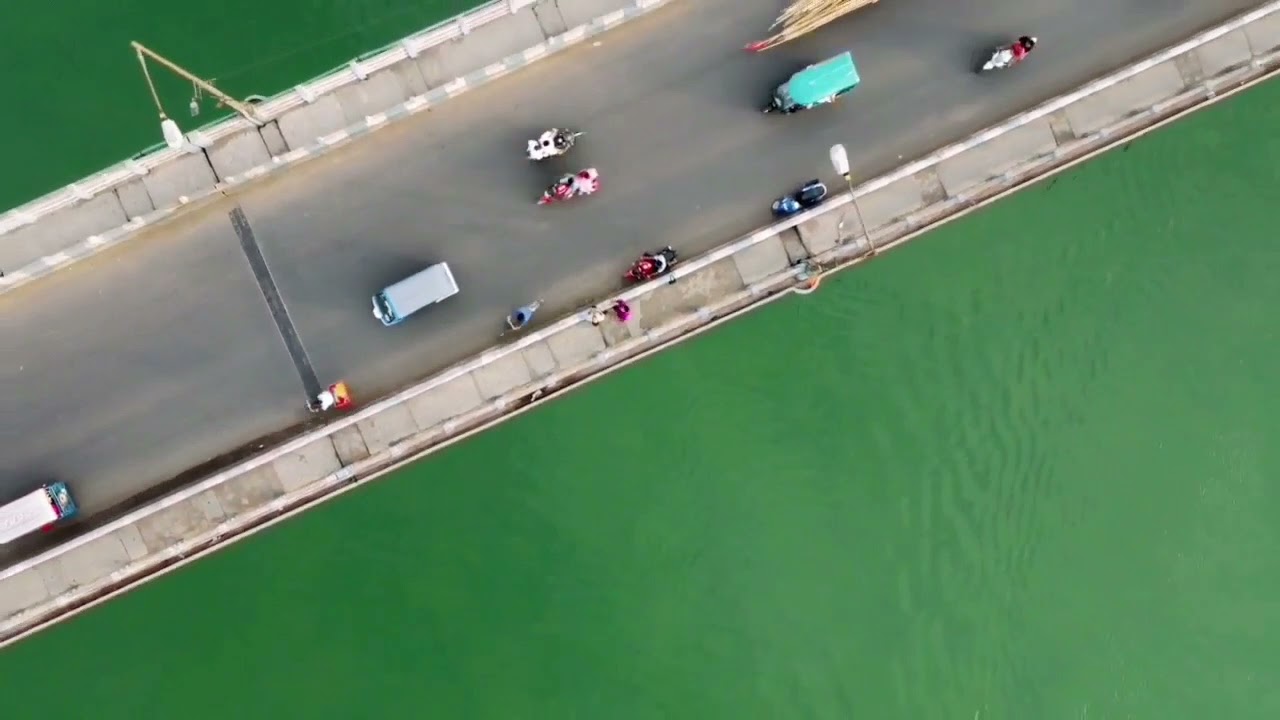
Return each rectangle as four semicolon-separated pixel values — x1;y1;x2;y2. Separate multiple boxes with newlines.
3;2;1280;648
0;0;669;292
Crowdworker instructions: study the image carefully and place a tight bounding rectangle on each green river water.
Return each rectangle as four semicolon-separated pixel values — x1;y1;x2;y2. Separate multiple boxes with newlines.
0;68;1277;719
0;0;476;209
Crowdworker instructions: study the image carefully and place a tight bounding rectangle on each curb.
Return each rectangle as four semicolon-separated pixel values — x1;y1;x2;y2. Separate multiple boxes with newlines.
0;0;674;297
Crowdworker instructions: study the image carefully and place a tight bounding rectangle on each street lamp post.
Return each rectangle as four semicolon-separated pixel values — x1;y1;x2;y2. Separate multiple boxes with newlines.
132;41;263;150
829;143;875;257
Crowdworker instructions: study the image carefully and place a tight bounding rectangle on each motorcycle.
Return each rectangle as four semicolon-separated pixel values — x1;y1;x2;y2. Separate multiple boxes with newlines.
526;128;584;161
772;179;828;218
979;38;1036;73
624;246;679;283
537;168;600;206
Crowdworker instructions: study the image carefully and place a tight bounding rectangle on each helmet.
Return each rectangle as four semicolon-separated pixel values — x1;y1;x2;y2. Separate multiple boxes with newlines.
1021;36;1037;50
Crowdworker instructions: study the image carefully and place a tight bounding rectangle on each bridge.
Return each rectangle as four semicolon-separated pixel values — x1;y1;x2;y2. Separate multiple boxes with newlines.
0;0;1270;554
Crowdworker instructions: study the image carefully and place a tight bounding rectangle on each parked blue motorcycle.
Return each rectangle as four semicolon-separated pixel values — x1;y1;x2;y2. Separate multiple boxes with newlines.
771;179;829;218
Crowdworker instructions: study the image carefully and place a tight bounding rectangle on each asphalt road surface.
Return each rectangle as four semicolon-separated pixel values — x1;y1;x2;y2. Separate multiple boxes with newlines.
1;0;1262;524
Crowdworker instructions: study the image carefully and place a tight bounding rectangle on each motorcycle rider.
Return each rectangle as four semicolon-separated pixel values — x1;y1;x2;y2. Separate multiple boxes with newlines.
509;308;532;329
1011;35;1037;63
629;256;660;280
643;252;668;276
541;169;598;203
547;174;575;199
529;129;575;159
571;169;599;196
630;247;677;281
529;131;553;160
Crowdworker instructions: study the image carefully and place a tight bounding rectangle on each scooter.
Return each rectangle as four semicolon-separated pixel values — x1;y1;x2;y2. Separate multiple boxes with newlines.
537;168;600;206
980;47;1017;72
624;246;679;283
772;179;828;218
526;129;584;161
979;38;1037;73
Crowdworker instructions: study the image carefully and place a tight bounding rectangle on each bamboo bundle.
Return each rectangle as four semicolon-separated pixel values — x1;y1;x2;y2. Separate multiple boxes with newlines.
745;0;880;52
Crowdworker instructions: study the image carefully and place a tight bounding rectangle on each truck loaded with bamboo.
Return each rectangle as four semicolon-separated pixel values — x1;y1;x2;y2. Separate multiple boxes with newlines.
746;0;881;52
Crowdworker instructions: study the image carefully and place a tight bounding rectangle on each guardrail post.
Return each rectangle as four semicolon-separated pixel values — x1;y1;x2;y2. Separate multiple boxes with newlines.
186;129;212;149
124;158;150;177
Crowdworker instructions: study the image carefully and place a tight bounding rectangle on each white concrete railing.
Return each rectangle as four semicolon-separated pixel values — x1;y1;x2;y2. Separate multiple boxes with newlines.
1;0;1276;585
0;0;541;236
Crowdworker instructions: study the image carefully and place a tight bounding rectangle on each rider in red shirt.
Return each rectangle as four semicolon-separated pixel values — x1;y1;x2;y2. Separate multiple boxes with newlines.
1011;36;1037;63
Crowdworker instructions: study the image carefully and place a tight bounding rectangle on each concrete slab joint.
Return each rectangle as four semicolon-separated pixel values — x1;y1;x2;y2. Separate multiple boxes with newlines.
1172;52;1206;85
794;210;846;256
731;236;791;285
332;426;372;466
213;465;285;517
0;191;128;273
206;127;274;182
471;352;535;399
334;70;416;126
140;153;219;209
276;95;348;151
114;179;156;219
272;439;344;493
1195;29;1256;77
521;341;561;379
1243;11;1280;54
356;403;423;454
532;0;570;38
934;119;1057;195
0;570;50;621
546;323;608;366
1062;61;1185;135
259;121;291;156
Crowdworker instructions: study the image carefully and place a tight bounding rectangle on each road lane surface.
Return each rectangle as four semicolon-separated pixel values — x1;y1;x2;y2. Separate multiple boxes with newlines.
2;0;1262;527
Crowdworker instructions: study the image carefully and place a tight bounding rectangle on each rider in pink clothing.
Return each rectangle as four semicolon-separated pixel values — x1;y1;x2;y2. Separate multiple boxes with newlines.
1011;36;1037;63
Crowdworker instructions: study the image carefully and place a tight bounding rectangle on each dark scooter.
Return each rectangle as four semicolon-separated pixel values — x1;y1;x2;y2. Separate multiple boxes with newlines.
772;179;828;218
